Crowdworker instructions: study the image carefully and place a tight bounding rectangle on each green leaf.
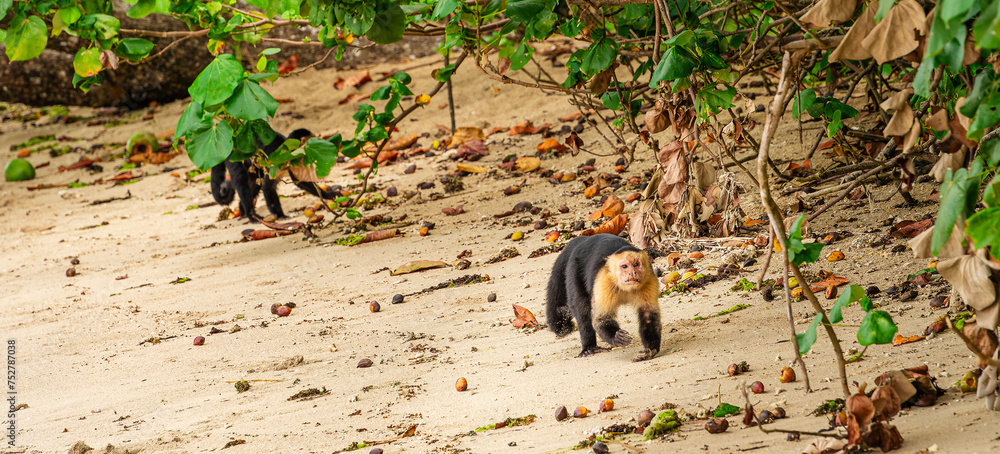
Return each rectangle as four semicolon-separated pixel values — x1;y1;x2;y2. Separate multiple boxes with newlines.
793;89;816;120
713;403;740;418
663;30;695;47
92;14;120;42
696;85;735;117
0;0;11;20
366;2;405;45
648;47;696;86
433;63;457;83
580;38;616;76
826;109;843;137
960;71;995;118
57;7;82;26
858;310;898;346
600;92;623;111
5;15;48;62
973;0;1000;49
226;80;279;121
304;138;340;178
932;168;972;255
431;0;459;20
829;285;866;324
875;0;896;22
970;93;1000;140
186;121;235;171
912;60;935;98
189;54;244;106
506;0;545;23
967;207;1000;250
941;0;976;22
509;42;534;71
984;174;1000;207
127;0;157;18
787;215;824;265
858;296;874;312
73;48;102;77
117;38;154;62
795;313;823;355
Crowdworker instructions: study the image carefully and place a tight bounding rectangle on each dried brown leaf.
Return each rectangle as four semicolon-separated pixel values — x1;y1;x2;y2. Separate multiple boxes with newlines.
861;0;927;64
801;0;857;28
515;156;541;172
963;320;1000;368
902;120;921;152
451;127;486;147
692;161;716;191
645;109;669;134
909;224;964;259
390;259;449;275
566;132;584;156
582;214;629;236
937;255;997;315
442;205;465;216
829;4;875;61
361;229;398;244
457;163;489;173
926;108;950;131
536;138;567;153
931;146;967;182
334;70;372;90
512;304;539;328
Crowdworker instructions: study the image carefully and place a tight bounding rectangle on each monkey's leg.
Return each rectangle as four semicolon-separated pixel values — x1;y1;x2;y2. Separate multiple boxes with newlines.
633;306;662;362
260;173;286;218
546;259;575;337
593;304;632;348
210;163;234;205
567;284;606;357
226;160;259;222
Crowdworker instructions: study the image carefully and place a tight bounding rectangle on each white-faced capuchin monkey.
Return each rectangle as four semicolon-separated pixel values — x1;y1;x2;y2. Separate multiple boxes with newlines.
546;233;661;361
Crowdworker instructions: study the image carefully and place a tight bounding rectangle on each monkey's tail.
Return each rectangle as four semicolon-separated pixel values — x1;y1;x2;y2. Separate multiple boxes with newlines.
210;163;235;205
546;269;575;337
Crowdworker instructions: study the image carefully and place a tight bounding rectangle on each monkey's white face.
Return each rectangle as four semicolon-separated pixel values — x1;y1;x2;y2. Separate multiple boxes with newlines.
615;257;645;288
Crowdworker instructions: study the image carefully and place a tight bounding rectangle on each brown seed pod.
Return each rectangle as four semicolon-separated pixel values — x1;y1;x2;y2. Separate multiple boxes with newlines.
385;186;397;197
276;305;292;317
308;214;324;223
846;383;875;426
690;251;704;259
66;268;77;277
825;285;838;299
599;399;614;412
456;377;468;392
503;186;521;196
487;293;497;302
637;410;655;426
513;201;532;212
779;366;795;383
357;358;373;368
533;220;547;230
705;418;729;433
573;407;588;418
304;208;316;218
555;406;568;421
592;441;609;454
270;303;281;315
193;336;205;346
454;259;471;270
392;294;404;304
758;410;774;423
558;205;569;213
70;258;80;265
419;227;429;236
750;381;764;394
772;407;786;419
369;301;381;313
728;364;742;376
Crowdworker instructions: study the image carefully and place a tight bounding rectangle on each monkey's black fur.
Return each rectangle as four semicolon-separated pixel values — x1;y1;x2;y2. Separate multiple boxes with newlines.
210;128;339;221
546;234;661;359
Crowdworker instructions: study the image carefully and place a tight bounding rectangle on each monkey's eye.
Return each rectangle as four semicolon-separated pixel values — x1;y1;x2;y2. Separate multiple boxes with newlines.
620;264;628;269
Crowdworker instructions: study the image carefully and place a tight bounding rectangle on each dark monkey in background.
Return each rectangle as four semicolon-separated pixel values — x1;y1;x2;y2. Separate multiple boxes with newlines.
546;234;661;361
210;128;339;221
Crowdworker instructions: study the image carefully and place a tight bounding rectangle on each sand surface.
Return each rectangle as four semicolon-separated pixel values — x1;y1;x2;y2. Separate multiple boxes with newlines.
2;47;999;454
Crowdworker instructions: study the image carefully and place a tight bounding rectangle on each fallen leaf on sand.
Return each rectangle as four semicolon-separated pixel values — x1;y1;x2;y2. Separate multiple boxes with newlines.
442;205;464;216
582;214;628;236
512;305;539;328
457;163;489;173
334;70;372;90
361;229;398;244
391;260;449;276
515;157;541;172
589;195;624;221
566;132;584;156
892;333;925;346
537;138;567;153
810;275;848;292
889;219;934;238
508;120;550;135
451;127;486;147
242;230;294;241
277;54;299;75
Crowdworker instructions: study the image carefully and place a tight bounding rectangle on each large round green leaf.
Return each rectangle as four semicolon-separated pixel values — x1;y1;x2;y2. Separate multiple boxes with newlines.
189;55;244;106
73;48;102;77
186;121;235;170
6;15;48;62
366;3;405;44
858;310;898;346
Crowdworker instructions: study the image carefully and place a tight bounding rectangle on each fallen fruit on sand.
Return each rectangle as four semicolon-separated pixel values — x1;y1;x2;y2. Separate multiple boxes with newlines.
574;406;588;418
369;301;380;313
637;409;655;426
276;305;292;317
193;336;205;346
555;406;568;421
779;366;796;383
456;377;468;391
750;381;764;394
705;418;728;433
358;358;373;368
392;294;404;304
599;399;614;412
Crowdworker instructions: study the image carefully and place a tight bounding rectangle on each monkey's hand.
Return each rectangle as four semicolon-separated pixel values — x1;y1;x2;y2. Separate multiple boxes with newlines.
611;329;633;347
578;346;610;357
632;348;659;362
